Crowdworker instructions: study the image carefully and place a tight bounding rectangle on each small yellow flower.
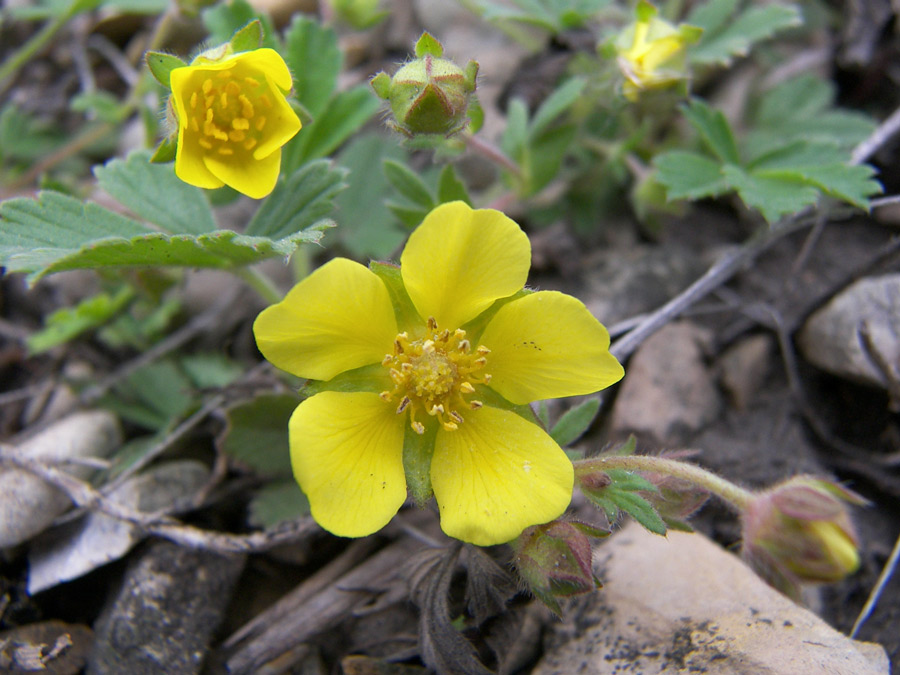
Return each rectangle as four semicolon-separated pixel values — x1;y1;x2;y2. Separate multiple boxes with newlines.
253;202;624;546
169;48;301;198
615;1;701;101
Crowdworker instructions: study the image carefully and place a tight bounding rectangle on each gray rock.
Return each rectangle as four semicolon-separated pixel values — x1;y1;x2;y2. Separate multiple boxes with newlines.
797;274;900;389
0;411;121;549
719;334;774;410
27;461;211;594
610;322;722;443
87;540;245;675
534;522;889;675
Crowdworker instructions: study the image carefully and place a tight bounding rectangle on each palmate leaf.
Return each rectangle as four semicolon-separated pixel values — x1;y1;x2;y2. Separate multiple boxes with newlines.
688;0;801;66
0;192;327;283
653;150;730;200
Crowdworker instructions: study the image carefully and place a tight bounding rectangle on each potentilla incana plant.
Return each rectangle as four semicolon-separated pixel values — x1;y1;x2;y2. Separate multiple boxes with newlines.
253;201;624;545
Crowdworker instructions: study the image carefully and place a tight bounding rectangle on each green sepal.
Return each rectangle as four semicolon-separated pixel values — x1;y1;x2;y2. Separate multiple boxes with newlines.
460;288;531;343
150;136;177;163
369;261;423;330
549;397;601;447
463;61;479;89
370;72;392;99
415;32;444;58
570;521;611;540
403;419;438;506
230;19;263;53
300;363;388;396
145;51;186;89
635;0;657;22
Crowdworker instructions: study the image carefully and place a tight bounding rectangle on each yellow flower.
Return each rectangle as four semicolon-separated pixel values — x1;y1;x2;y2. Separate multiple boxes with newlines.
615;1;701;101
169;48;301;198
253;202;624;546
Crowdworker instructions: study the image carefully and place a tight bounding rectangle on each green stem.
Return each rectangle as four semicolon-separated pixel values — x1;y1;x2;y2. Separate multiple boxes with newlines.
235;266;283;305
462;133;522;178
575;454;755;512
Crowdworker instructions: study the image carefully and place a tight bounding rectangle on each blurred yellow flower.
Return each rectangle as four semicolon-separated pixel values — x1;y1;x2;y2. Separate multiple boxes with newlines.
169;48;301;198
253;201;624;546
616;1;701;101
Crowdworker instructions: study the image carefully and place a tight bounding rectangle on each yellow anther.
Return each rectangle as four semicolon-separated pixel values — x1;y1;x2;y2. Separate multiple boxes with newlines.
458;340;470;353
205;109;214;123
397;397;411;414
427;317;438;331
218;147;234;155
244;77;260;87
205;95;215;108
239;95;254;118
190;118;200;132
255;116;267;131
459;382;475;394
477;346;491;355
198;138;213;150
244;138;257;151
379;391;392;402
229;130;245;142
470;400;483;409
202;79;213;94
217;70;232;79
220;92;228;108
259;93;273;108
412;421;425;435
232;118;250;130
225;81;241;96
190;92;198;109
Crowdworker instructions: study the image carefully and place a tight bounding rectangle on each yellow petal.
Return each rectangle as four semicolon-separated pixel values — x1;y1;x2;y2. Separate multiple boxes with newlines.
480;291;624;404
253;77;303;160
640;35;684;72
235;48;294;92
254;258;398;381
204;147;280;199
400;202;530;330
290;392;407;538
170;68;224;189
431;407;574;546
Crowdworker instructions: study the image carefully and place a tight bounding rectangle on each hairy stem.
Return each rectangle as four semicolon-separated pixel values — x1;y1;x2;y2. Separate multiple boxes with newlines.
575;454;754;512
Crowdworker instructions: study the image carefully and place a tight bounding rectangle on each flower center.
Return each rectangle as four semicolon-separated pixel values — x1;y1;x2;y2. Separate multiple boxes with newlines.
381;317;491;434
186;69;274;157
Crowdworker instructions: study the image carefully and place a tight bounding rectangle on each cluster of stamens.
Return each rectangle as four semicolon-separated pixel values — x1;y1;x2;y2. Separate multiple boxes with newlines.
380;317;491;434
186;70;274;156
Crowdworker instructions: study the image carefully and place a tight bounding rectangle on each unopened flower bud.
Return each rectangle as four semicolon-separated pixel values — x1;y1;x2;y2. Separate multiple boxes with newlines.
371;33;478;138
512;520;607;615
610;1;701;101
741;476;866;598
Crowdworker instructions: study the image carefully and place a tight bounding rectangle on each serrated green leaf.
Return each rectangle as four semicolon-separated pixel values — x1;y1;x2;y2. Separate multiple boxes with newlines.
653;150;730;200
721;164;819;223
681;99;740;164
283;15;341;119
244;159;346;238
386;201;429;228
685;0;737;36
755;74;833;125
610;491;667;534
201;0;277;49
756;163;881;210
101;360;194;430
0;105;65;163
282;85;380;172
526;123;577;194
332;134;406;258
220;394;298;475
437;164;471;204
500;98;530;159
27;286;136;354
230;19;262;53
690;3;801;66
383;159;435;209
145;51;186;88
530;77;586;137
0;190;324;283
550;398;600;447
248;480;310;527
180;353;244;389
603;468;659;493
94;150;216;235
70;91;129;123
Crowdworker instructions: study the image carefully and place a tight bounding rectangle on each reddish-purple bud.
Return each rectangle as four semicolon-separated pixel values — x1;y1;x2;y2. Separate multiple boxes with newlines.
512;520;607;615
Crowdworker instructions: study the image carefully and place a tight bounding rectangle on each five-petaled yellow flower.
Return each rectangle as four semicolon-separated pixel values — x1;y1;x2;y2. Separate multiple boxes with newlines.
253;202;624;546
615;1;701;101
170;48;301;198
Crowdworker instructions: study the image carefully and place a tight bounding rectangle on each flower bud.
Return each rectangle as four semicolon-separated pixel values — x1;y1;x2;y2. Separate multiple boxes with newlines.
512;520;607;615
610;1;701;101
371;33;478;138
741;476;866;598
